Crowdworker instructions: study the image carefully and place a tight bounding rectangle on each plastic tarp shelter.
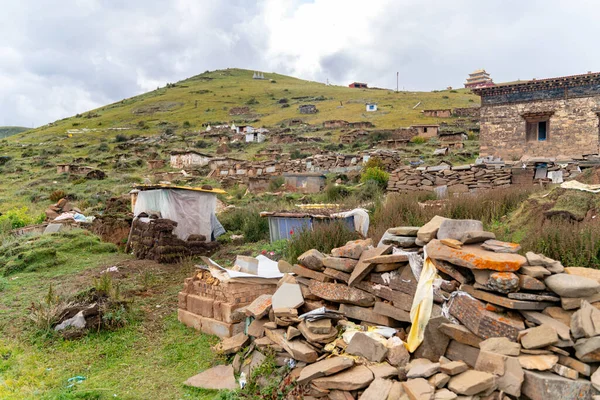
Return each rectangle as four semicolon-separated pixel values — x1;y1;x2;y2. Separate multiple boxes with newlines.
133;188;220;240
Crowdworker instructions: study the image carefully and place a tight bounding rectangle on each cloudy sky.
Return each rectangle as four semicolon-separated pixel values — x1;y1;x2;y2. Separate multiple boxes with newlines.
2;0;599;127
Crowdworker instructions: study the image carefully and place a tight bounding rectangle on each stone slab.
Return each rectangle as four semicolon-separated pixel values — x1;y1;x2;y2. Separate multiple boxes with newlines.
427;239;527;272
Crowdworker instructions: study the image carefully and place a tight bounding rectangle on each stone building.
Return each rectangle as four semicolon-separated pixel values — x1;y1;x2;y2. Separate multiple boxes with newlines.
423;109;451;118
474;72;600;160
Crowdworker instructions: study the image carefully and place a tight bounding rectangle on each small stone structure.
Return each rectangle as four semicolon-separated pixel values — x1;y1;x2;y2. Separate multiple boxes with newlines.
474;72;600;160
129;218;218;263
423;109;451;118
229;106;250;116
147;160;165;170
283;173;326;193
412;124;439;138
348;82;368;88
299;104;318;114
56;164;105;180
178;269;276;338
452;107;480;118
170;150;213;169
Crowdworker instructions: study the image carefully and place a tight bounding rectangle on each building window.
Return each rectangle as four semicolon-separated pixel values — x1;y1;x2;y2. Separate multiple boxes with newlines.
523;112;553;142
423;127;428;133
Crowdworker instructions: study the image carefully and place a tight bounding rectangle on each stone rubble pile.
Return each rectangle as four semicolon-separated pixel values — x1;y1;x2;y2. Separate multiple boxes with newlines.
186;216;600;399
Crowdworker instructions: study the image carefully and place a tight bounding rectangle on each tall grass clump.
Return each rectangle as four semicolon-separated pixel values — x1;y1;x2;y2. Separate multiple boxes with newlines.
360;167;389;190
219;205;270;242
369;186;536;243
520;218;600;268
285;220;361;263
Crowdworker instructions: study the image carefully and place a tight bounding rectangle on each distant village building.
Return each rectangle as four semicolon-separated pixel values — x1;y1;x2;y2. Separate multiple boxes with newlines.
245;132;266;143
252;71;265;80
283;173;326;194
474;71;600;160
299;104;318;114
422;109;451;118
366;103;378;112
170;150;213;169
349;82;368;89
411;124;439;138
465;69;494;89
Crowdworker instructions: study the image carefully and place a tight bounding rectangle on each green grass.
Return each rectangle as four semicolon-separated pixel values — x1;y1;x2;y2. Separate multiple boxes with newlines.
0;230;229;399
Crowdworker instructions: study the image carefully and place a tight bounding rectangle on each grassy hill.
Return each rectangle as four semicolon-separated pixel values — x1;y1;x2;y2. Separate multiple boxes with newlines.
0;126;29;139
0;68;479;218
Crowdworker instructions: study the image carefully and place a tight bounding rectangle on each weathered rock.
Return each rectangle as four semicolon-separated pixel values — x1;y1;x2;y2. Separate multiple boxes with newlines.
322;257;358;272
552;363;579;380
297;356;355;384
475;350;505;375
272;283;304;309
331;239;372;260
428;373;450;389
496;355;524;398
389;226;420;236
479;337;520;356
363;253;409;264
297;320;337;344
308;280;375;306
459;231;496;244
339;304;401;327
402;378;435;400
526;251;564;274
426;239;527;272
387;381;405;400
519;274;546;291
384;235;418;248
519;265;551;278
561;292;600;310
213;332;250;354
591;366;600;391
387;339;410;367
328;390;355;400
438;323;482;349
360;378;394;400
520;311;571;341
571;300;600;339
286;325;300;340
487;271;520;293
264;328;318;363
440;238;463;249
522;370;595;400
558;355;591;377
346;332;388;362
447;370;495;396
519;324;559;349
306;318;332;334
508;292;560;302
247;318;267;338
433;388;457;400
312;365;374;391
542;306;574;327
297;249;325;271
245;294;272;319
183;364;238;390
440;360;468;376
545;274;600;298
407;360;441;379
240;350;266;378
413;316;450;362
518;354;558;371
565;267;600;283
367;362;398;379
417;215;449;244
349;246;391;286
481;239;521;254
373;301;411;322
575;336;600;362
436;219;483;241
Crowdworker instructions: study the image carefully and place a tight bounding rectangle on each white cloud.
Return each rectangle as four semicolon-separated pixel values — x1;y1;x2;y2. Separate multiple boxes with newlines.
1;0;600;126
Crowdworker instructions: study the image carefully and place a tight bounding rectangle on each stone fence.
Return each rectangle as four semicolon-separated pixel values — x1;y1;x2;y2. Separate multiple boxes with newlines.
387;162;581;193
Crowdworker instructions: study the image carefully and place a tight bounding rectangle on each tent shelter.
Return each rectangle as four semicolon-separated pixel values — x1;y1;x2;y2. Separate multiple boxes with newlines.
131;184;226;241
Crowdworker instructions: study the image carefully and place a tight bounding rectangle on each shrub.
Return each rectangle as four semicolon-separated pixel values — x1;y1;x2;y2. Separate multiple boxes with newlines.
137;120;149;129
278;98;289;104
281;103;290;108
183;121;191;129
360;167;389;189
449;90;458;93
291;149;310;160
49;190;67;202
268;176;285;192
220;206;269;242
323;183;350;202
364;157;385;170
0;156;12;165
410;136;427;144
442;95;449;99
285;220;361;263
194;140;208;148
115;134;127;143
0;207;45;230
246;97;259;105
0;276;7;292
97;143;110;152
354;179;384;202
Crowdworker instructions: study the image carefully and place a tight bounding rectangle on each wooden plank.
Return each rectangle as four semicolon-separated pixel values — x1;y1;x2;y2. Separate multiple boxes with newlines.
461;284;552;310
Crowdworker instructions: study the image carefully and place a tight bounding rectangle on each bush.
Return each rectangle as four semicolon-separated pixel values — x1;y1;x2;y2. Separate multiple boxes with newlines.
137;120;149;129
49;190;67;202
97;143;110;152
194;140;208;148
364;157;385;170
281;103;290;108
0;207;45;230
323;183;350;202
354;179;384;202
0;156;11;166
268;176;285;192
115;134;127;143
360;167;389;189
285;220;361;263
246;97;259;105
0;276;7;292
410;136;427;144
291;149;310;160
220;206;269;242
183;121;191;129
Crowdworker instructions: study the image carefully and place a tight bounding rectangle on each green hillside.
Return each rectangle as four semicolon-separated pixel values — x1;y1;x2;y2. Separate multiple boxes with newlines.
0;126;29;139
0;68;479;217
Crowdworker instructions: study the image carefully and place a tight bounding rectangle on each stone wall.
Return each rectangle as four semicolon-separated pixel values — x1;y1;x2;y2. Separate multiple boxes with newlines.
387;163;581;193
479;96;600;160
452;107;480;118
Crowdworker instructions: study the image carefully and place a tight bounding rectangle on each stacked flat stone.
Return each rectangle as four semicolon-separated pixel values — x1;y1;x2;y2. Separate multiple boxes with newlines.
198;215;600;398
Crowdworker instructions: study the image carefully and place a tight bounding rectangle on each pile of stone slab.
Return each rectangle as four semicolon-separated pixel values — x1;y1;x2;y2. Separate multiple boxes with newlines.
187;216;600;399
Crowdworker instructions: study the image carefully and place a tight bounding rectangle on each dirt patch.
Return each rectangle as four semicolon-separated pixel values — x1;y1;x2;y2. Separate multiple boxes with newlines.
132;101;183;115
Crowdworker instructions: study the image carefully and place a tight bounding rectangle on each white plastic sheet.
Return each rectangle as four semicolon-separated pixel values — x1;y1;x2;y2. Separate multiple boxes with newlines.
331;208;370;237
560;180;600;193
133;189;218;240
